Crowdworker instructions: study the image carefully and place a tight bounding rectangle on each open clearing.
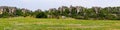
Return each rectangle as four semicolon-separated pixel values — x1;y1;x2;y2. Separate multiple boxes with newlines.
0;17;120;30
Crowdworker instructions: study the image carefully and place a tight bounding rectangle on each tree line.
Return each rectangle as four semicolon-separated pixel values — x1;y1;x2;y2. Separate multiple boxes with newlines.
0;6;120;20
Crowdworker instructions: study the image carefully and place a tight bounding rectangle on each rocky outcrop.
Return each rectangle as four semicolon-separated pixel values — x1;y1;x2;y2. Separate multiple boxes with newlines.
75;6;85;14
0;6;16;14
92;7;102;14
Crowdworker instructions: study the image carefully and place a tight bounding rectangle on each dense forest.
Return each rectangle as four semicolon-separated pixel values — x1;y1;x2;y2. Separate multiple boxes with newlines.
0;6;120;20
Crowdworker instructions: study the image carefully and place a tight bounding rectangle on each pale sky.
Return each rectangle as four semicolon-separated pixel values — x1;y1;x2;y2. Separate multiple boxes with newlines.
0;0;120;11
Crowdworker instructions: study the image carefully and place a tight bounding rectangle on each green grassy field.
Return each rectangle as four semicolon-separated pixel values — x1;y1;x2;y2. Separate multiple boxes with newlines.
0;17;120;30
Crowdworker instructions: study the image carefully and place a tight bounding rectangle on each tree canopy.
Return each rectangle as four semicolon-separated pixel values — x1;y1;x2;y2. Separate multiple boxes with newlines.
0;6;120;20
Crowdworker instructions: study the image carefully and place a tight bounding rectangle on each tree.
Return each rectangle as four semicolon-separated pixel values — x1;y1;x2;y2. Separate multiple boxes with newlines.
35;12;47;18
15;9;23;16
1;12;10;18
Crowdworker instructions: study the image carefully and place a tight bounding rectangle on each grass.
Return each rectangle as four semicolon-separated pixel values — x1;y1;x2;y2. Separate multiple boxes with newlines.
0;17;120;30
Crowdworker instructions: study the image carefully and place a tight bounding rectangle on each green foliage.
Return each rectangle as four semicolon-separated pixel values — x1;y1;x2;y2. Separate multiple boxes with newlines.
15;9;23;16
1;6;120;20
0;12;10;18
35;12;47;18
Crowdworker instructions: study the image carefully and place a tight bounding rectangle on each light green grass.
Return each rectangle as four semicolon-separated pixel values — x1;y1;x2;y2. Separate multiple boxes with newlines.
0;17;120;30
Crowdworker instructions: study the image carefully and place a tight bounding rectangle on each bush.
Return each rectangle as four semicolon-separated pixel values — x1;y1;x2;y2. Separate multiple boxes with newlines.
36;12;47;18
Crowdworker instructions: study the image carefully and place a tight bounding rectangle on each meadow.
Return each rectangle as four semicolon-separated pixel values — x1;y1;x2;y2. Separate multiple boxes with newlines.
0;17;120;30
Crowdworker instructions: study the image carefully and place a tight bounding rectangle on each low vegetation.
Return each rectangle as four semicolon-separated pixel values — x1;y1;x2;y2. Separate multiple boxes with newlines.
0;17;120;30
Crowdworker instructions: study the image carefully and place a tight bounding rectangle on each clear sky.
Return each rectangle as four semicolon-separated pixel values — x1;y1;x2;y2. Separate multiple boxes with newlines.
0;0;120;11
